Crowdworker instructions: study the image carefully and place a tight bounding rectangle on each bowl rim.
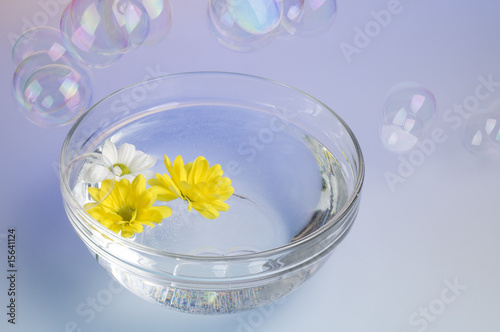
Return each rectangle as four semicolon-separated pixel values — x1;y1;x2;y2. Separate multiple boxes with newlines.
61;71;365;262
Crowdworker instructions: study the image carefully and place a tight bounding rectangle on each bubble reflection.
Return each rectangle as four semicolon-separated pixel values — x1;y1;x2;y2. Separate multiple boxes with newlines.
139;0;172;45
463;101;500;154
20;64;93;127
281;0;337;37
279;0;304;32
227;0;283;34
12;27;69;66
380;83;437;153
208;0;277;52
61;0;152;68
12;29;93;128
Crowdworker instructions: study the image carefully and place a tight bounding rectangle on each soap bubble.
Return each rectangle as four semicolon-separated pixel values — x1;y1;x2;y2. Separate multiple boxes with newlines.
11;26;70;66
12;29;90;99
61;0;151;68
281;0;337;37
484;100;500;152
118;0;151;46
207;0;279;52
20;64;93;127
11;25;94;127
380;83;437;153
226;0;283;34
462;111;493;153
380;123;421;153
279;0;304;33
12;47;93;127
463;102;500;154
139;0;172;45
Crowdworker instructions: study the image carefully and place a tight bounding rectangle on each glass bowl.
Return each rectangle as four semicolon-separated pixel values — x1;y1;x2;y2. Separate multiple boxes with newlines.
60;72;364;314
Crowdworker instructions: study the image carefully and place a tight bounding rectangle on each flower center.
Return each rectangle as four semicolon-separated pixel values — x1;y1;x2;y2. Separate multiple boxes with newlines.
117;206;135;221
112;163;130;176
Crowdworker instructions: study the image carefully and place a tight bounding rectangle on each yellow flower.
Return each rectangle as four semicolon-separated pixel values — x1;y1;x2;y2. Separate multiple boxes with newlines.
84;175;172;238
148;155;234;219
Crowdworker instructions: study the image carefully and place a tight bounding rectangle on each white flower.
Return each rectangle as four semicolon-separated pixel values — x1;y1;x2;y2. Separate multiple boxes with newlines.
83;140;157;183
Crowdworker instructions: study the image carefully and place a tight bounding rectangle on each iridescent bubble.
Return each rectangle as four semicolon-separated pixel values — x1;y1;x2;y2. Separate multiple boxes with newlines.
281;0;337;37
485;101;500;152
380;83;437;153
61;0;150;68
139;0;172;45
20;64;93;127
380;122;423;153
279;0;304;32
207;0;278;52
463;103;500;154
462;111;493;153
227;0;283;34
11;26;69;66
119;0;151;46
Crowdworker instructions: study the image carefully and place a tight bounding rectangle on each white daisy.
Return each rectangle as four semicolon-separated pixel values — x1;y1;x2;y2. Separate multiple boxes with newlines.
83;140;157;183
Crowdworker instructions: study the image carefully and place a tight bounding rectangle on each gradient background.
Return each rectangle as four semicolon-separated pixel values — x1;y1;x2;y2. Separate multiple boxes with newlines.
1;0;500;331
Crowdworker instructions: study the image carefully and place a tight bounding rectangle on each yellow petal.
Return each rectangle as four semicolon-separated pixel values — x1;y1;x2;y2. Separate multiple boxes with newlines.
153;205;173;218
193;203;219;219
149;185;179;202
187;156;205;184
131;174;146;195
173;155;188;183
211;200;229;212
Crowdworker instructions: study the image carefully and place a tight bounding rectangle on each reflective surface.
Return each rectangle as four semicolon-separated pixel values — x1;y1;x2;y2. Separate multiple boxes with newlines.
60;72;364;314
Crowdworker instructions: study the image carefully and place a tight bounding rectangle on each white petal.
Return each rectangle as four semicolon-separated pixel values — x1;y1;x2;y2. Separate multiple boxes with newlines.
102;140;118;164
128;151;157;172
117;143;136;165
84;164;114;183
139;170;155;181
121;174;135;182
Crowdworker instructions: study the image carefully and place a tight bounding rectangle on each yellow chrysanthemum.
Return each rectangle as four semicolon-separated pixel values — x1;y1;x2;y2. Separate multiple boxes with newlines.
148;155;234;219
84;174;172;238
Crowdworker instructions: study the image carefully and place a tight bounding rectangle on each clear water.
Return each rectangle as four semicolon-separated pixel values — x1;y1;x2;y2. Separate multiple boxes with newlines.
75;104;348;255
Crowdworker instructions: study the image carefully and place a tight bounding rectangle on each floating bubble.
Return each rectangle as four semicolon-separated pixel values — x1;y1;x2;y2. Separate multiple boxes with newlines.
463;103;500;154
119;0;151;46
14;52;68;105
61;0;150;68
208;0;278;52
462;111;493;153
485;101;500;152
380;123;422;153
281;0;337;37
11;26;69;66
139;0;172;45
380;83;437;153
279;0;304;32
20;64;93;127
227;0;283;34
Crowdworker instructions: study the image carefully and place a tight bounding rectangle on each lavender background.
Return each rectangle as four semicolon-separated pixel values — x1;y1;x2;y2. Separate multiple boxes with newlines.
1;0;500;331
